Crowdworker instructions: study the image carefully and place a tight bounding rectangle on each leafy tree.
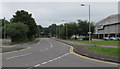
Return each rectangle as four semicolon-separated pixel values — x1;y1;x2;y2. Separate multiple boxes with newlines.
0;18;10;38
37;25;43;37
42;28;50;37
48;24;57;37
10;10;39;41
77;20;95;36
6;22;29;43
57;20;95;39
59;24;66;39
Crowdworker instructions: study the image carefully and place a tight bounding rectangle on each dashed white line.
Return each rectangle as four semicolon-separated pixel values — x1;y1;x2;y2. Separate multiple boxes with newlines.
40;48;49;52
6;53;32;60
42;62;48;64
48;60;53;62
34;64;41;67
57;56;61;59
47;40;53;48
34;53;71;67
53;58;58;60
51;46;53;48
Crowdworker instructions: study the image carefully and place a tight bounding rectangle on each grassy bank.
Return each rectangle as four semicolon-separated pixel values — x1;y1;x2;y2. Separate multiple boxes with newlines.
87;46;120;56
72;40;120;46
0;46;2;49
10;41;29;45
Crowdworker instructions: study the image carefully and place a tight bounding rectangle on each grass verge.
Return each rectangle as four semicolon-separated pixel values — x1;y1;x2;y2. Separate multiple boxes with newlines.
72;40;120;46
87;46;120;56
10;41;29;45
0;46;3;49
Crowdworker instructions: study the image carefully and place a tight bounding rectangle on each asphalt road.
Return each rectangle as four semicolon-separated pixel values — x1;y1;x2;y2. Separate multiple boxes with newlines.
2;38;119;67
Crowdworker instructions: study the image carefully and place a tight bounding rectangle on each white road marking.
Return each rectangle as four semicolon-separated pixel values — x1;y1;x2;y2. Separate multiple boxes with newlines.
57;56;61;59
6;53;32;60
34;53;71;67
37;41;40;44
53;58;58;60
51;46;53;48
48;60;53;62
47;40;53;47
5;40;52;60
42;62;47;64
40;48;49;52
34;64;41;67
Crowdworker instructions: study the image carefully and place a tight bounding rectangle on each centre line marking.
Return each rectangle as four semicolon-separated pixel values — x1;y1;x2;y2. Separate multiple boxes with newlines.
6;53;32;60
34;64;41;67
42;62;47;64
34;53;71;67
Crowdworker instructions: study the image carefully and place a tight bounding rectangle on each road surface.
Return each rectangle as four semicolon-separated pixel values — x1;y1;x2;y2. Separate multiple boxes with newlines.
2;38;119;67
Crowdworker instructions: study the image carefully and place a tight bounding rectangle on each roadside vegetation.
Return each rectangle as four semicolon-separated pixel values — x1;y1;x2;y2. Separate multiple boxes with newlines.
0;10;41;44
41;20;95;39
0;11;95;41
0;46;2;49
87;46;120;56
73;40;120;46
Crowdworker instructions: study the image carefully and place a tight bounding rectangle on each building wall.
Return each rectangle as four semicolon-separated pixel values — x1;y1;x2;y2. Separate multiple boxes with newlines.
94;14;120;39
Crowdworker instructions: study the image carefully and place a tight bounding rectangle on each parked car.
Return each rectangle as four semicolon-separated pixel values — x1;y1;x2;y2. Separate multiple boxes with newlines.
103;37;109;40
116;37;120;40
109;37;117;40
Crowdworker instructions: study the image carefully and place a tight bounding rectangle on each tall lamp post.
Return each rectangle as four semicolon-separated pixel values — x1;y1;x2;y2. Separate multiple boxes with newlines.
81;4;91;41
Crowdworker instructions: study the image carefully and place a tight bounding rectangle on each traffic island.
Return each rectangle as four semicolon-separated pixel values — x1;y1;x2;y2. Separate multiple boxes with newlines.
54;38;120;63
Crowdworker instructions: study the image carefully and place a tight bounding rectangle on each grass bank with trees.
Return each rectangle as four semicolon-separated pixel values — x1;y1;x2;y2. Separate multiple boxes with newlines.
87;46;120;56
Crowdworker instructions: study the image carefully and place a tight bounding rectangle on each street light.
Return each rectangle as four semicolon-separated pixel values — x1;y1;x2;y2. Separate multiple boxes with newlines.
81;4;91;41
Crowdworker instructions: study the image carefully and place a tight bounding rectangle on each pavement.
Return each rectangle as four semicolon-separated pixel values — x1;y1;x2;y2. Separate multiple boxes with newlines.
1;38;119;68
54;38;120;63
1;39;40;53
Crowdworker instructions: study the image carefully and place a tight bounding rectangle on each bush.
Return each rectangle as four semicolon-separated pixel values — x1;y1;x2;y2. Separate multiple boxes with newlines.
6;22;29;43
83;36;89;40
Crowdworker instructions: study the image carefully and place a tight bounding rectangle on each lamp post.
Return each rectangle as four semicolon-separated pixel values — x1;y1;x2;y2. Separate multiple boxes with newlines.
81;4;91;41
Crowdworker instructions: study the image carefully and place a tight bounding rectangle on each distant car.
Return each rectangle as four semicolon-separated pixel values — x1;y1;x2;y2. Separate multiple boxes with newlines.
109;37;117;40
116;37;120;40
103;37;109;40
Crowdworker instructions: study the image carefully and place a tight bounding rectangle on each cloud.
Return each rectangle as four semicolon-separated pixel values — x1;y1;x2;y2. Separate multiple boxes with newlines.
1;2;118;27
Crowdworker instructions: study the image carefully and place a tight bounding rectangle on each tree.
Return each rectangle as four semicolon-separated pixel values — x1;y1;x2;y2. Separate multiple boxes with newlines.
48;24;57;37
57;20;95;39
66;22;78;39
6;22;29;43
37;25;43;37
59;24;66;39
0;18;10;38
77;20;95;36
10;10;39;41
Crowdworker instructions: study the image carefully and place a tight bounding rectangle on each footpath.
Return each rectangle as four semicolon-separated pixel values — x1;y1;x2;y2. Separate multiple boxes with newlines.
0;39;40;53
54;38;120;63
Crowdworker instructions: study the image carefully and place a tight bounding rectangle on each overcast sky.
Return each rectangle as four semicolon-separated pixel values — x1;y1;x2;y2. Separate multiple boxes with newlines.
1;2;118;27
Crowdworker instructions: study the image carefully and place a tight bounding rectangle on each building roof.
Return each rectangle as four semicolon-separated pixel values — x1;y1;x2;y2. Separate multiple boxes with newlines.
96;14;119;26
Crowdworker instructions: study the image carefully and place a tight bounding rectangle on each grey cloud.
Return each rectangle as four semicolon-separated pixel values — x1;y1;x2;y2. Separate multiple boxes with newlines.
1;2;118;27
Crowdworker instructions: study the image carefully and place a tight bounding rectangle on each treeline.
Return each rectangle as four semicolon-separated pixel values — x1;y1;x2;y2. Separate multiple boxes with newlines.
0;10;95;43
40;20;95;39
0;10;40;43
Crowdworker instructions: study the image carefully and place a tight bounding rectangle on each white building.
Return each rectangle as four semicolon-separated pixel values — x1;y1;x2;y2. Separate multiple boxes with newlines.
94;14;120;39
